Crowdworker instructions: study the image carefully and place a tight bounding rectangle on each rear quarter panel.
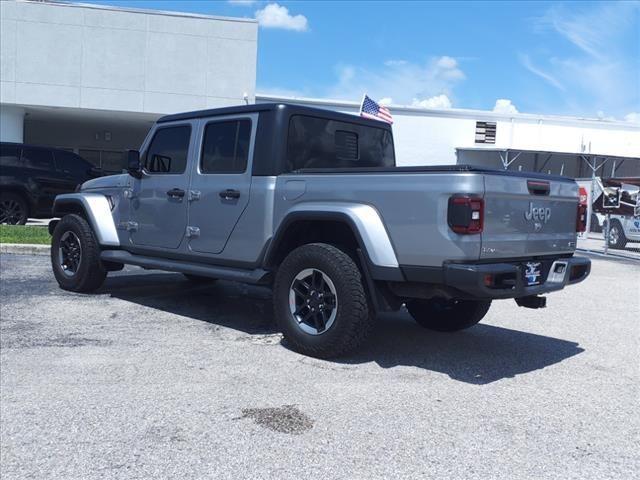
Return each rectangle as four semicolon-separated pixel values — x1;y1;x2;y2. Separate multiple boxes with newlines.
273;172;485;267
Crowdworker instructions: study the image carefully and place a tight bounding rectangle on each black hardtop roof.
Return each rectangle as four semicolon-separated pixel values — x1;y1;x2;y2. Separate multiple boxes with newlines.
157;102;393;129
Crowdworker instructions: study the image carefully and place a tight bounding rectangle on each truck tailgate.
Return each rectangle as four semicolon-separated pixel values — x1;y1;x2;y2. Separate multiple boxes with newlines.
481;174;579;259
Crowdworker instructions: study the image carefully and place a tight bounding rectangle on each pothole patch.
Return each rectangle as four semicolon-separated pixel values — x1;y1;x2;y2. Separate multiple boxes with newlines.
240;405;313;435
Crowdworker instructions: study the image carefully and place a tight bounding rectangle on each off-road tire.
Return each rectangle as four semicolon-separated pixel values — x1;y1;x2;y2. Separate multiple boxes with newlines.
406;298;491;332
608;219;627;249
183;273;217;283
51;214;107;292
0;192;29;225
273;243;373;358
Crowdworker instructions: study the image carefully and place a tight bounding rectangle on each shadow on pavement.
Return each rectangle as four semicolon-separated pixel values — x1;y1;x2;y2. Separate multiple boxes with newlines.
101;271;584;385
339;311;584;384
100;271;276;335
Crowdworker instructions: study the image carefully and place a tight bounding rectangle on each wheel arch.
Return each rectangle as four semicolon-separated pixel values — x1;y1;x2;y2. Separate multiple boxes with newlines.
264;204;402;281
52;194;119;247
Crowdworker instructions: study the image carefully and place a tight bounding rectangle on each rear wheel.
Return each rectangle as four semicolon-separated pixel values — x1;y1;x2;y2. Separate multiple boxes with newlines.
608;219;627;249
0;192;29;225
51;214;107;292
406;298;491;332
273;243;373;358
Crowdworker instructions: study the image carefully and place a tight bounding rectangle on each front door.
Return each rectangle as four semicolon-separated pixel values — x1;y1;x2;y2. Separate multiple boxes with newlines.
187;114;256;254
129;123;194;249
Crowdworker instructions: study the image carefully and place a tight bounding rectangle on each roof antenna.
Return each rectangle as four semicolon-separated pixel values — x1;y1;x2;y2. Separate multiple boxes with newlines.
243;92;249;105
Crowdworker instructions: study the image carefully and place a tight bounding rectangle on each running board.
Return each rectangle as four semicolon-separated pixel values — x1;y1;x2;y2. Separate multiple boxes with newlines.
100;250;270;285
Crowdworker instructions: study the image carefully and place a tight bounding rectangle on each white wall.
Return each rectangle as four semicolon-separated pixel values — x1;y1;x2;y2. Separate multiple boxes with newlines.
0;0;258;116
0;104;24;143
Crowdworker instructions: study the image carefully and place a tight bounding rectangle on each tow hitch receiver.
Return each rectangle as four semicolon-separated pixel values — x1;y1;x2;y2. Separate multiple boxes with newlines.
515;295;547;309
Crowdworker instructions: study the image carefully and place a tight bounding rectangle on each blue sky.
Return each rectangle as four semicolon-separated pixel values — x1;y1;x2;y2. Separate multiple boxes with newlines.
85;1;639;121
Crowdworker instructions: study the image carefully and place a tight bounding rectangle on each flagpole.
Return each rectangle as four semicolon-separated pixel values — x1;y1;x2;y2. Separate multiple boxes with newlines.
359;93;367;116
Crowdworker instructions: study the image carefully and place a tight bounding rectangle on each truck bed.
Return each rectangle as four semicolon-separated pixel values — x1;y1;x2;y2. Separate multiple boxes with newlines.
294;164;575;183
274;167;579;267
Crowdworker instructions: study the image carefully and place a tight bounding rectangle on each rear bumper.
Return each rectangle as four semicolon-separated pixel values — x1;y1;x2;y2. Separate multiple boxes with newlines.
441;256;591;300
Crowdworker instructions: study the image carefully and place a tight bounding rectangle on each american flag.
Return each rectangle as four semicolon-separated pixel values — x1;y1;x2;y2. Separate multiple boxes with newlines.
360;94;393;124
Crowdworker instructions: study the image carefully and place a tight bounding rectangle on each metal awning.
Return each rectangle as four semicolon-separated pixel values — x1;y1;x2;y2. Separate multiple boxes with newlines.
456;147;639;175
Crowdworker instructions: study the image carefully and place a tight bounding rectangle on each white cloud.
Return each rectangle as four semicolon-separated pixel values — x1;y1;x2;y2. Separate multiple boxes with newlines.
255;3;308;31
412;94;452;109
378;97;393;106
327;56;465;107
519;54;565;91
624;112;640;124
228;0;256;6
525;2;639;118
493;99;519;114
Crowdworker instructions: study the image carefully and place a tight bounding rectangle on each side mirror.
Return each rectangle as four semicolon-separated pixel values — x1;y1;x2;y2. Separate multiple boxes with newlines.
126;150;142;179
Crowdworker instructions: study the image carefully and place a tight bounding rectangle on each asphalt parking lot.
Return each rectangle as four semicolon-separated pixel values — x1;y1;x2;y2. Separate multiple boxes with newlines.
1;253;638;479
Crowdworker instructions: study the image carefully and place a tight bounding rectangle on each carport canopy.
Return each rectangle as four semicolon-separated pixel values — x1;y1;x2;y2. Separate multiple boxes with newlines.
456;147;640;180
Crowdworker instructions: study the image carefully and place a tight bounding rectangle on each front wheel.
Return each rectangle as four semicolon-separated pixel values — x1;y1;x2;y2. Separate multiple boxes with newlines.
273;243;373;358
406;298;491;332
51;214;107;292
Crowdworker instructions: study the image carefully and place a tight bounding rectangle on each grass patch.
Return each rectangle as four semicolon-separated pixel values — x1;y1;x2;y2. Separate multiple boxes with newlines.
0;225;51;245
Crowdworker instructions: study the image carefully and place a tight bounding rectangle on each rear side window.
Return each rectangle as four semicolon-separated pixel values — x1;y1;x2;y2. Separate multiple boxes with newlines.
143;125;191;174
22;147;54;170
200;119;251;174
0;144;21;167
55;151;89;177
286;115;395;171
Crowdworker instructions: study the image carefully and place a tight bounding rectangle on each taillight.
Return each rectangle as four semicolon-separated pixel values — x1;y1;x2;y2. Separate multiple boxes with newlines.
448;195;484;234
576;203;587;232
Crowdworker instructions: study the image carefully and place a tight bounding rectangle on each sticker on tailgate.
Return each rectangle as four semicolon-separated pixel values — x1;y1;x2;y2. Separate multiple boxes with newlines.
524;262;542;286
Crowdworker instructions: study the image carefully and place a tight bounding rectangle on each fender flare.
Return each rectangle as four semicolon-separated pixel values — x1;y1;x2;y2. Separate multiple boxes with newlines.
266;202;400;270
52;193;119;247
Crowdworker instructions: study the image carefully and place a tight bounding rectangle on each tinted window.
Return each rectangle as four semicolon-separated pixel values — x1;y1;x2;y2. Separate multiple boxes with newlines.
22;147;54;170
0;144;21;167
200;119;251;174
286;115;395;171
101;151;124;173
143;126;191;174
55;151;89;177
79;149;101;168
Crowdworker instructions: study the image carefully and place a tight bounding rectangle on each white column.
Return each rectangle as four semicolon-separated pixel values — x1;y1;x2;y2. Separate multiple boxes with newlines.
0;105;24;143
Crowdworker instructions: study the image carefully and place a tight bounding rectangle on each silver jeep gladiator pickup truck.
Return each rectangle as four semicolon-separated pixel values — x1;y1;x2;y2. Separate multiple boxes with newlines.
49;103;591;358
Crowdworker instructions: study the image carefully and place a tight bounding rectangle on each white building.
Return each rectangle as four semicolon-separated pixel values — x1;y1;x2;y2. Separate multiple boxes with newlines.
1;0;638;177
1;0;257;170
256;95;640;179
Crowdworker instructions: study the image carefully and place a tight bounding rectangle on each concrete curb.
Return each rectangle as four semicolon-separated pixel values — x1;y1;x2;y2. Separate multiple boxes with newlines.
0;243;51;256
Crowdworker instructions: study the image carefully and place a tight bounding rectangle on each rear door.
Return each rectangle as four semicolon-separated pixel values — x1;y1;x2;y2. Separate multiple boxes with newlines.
129;123;194;249
187;114;256;254
53;150;89;191
481;174;579;258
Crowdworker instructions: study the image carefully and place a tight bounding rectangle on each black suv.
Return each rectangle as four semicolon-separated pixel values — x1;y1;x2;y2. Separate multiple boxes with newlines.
0;143;104;224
